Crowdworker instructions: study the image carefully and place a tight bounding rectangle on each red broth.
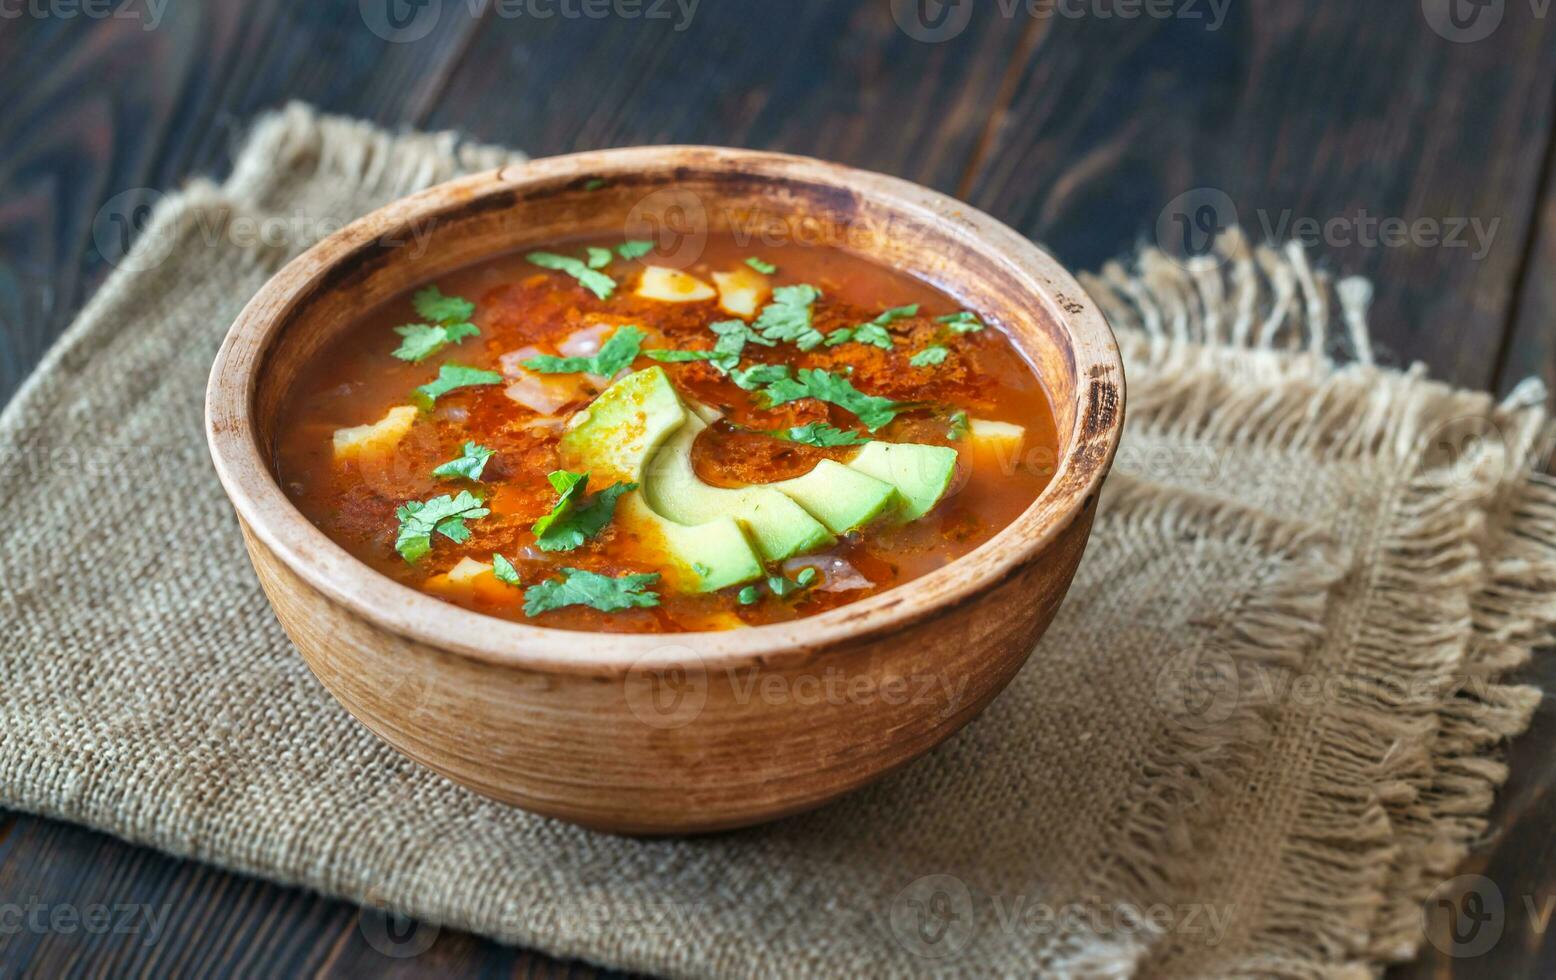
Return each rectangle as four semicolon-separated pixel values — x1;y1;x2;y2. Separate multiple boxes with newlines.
273;235;1059;632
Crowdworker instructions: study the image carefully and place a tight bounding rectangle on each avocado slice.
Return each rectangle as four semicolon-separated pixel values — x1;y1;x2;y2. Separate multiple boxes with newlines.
771;461;898;535
848;442;959;522
642;413;836;562
558;367;763;592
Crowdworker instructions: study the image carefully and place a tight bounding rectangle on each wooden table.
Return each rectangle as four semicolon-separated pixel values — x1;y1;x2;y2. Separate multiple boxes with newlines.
2;2;1554;975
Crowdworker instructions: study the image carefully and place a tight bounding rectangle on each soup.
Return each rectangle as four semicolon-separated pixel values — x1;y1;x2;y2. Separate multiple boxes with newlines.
274;235;1059;633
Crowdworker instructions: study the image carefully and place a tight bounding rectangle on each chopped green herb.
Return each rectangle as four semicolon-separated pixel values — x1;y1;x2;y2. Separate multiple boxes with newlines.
745;257;777;275
394;491;490;563
738;585;761;605
522;326;644;377
938;311;985;334
412;364;504;410
911;345;950;368
616;240;654;261
824;323;891;350
771;422;872;447
760;367;906;431
947;410;970;440
530;470;637;552
390;287;480;362
767;568;818;598
523;568;661;616
431;441;494;481
692;562;712;578
731;363;791;391
586;246;614;270
824;304;916;351
492;553;522;586
584;178;607;191
413;286;476;324
753;284;824;350
527;251;617;300
645;348;740;372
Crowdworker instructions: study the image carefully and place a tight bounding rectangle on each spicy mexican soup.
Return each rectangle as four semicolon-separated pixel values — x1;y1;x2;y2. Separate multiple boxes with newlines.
274;235;1059;633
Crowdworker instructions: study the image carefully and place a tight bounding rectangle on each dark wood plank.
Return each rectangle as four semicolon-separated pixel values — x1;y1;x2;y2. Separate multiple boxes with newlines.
2;3;1554;979
0;0;482;406
0;811;629;979
422;0;1032;191
1496;126;1556;396
957;1;1556;390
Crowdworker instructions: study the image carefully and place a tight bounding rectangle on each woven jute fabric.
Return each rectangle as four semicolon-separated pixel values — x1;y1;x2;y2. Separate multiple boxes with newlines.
2;104;1553;978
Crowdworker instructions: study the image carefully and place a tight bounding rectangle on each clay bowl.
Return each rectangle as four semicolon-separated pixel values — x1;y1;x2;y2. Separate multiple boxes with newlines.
205;146;1124;835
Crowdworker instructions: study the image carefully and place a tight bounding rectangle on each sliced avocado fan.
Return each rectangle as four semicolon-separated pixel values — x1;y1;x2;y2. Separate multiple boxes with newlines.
559;367;961;594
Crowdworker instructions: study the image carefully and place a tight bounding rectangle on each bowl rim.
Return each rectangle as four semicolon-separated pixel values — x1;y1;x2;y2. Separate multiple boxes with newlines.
205;145;1124;675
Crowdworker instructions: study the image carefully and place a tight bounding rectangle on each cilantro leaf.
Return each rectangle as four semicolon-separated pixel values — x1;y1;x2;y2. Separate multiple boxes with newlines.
760;368;906;431
947;410;970;440
772;422;873;447
645;348;740;372
731;363;791;391
393;321;480;362
910;345;950;367
531;470;589;539
394;491;490;563
586;246;614;269
523;568;661;615
745;257;777;275
824;304;916;351
738;585;761;605
492;553;523;586
521;326;644;377
391;287;480;362
617;240;654;260
530;470;637;552
432;441;495;481
413;286;475;324
767;567;817;597
412;364;504;410
753;284;824;350
938;311;985;333
527;251;617;300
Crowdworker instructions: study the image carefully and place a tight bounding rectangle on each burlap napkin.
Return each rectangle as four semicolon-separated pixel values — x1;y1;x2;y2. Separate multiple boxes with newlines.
2;104;1552;978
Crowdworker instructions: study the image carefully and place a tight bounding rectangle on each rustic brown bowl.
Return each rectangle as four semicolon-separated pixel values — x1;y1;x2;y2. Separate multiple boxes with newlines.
205;146;1123;835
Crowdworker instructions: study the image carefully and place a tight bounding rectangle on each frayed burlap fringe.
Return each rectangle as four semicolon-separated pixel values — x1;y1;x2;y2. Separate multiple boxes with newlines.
2;105;1553;979
1085;229;1554;975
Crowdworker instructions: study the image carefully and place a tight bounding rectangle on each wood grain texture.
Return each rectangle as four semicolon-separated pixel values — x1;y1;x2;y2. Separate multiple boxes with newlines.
3;0;1556;976
959;0;1556;389
0;0;482;404
1498;130;1556;396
